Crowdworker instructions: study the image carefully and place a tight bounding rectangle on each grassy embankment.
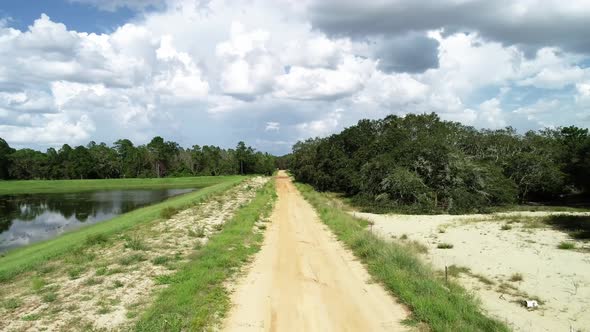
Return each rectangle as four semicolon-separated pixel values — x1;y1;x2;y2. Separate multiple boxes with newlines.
0;176;246;282
0;176;243;195
135;178;276;331
296;182;510;332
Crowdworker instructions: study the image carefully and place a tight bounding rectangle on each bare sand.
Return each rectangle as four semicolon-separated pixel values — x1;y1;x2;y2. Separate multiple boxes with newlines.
222;172;409;332
353;211;590;332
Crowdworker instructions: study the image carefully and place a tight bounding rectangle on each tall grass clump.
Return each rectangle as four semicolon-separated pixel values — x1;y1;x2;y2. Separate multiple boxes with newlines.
296;183;509;332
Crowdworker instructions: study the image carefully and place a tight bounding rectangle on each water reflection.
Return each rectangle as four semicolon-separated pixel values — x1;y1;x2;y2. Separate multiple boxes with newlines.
0;188;194;252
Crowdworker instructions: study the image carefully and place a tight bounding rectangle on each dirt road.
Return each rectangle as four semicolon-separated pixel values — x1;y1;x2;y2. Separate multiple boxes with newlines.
223;171;409;331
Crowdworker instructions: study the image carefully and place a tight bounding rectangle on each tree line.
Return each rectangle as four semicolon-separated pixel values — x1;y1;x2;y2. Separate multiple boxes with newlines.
0;137;276;180
290;113;590;214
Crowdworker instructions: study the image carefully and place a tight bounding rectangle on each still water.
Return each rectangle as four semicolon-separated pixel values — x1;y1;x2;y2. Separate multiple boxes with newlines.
0;188;195;252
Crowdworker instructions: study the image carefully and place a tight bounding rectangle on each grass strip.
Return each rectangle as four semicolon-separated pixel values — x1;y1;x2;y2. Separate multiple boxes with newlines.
0;176;243;195
295;182;509;332
0;177;246;282
135;178;276;331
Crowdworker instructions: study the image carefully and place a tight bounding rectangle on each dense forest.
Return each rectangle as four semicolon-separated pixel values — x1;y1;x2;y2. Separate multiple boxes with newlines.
0;137;275;180
290;113;590;214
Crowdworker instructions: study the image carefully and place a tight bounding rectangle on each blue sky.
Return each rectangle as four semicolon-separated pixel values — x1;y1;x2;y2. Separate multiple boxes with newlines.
0;0;135;33
0;0;589;155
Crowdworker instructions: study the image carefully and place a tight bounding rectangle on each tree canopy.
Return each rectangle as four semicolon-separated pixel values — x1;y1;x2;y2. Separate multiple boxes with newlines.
0;139;275;180
290;113;590;214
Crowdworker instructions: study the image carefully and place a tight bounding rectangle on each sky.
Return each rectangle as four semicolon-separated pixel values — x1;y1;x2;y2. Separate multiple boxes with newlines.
0;0;589;155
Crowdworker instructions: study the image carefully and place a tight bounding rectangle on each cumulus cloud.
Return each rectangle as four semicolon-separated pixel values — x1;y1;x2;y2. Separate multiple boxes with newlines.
0;0;589;152
307;0;590;54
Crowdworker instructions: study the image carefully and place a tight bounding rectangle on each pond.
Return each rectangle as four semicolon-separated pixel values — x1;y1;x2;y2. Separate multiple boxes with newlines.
0;188;195;252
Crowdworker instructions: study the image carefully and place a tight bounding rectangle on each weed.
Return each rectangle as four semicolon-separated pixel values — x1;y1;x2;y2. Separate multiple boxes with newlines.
557;241;576;250
404;240;429;254
501;224;512;230
22;313;41;321
68;266;85;280
42;292;58;303
151;256;171;265
83;277;103;286
112;280;124;288
118;254;146;266
124;236;148;251
437;243;454;249
95;266;107;276
85;233;109;246
31;276;46;292
509;273;524;282
447;265;470;277
160;207;179;219
400;234;408;240
3;298;23;310
472;273;495;285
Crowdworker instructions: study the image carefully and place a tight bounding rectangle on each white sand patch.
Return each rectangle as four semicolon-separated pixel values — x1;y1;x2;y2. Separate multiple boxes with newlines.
353;211;590;332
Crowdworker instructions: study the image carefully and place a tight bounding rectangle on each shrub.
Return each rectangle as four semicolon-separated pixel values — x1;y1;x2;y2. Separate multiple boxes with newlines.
160;207;178;219
557;241;576;250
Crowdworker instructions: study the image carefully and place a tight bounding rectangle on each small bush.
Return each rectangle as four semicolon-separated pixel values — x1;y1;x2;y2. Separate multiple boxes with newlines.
118;254;147;266
31;277;46;292
509;273;523;282
42;292;57;303
557;241;576;250
83;278;103;286
160;207;178;219
437;243;454;249
85;233;109;246
68;267;85;280
124;236;148;251
151;256;171;265
400;234;408;240
3;298;23;310
447;265;470;277
22;313;41;321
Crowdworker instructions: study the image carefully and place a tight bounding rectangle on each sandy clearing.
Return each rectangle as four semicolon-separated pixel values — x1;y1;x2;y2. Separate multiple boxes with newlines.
222;171;409;332
0;177;268;332
353;211;590;332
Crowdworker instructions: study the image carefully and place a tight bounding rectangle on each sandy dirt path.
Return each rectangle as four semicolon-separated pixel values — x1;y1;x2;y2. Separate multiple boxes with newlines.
223;172;409;332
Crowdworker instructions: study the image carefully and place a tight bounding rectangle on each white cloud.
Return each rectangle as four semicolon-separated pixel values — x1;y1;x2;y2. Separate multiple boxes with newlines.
296;109;343;138
0;0;589;152
265;121;280;131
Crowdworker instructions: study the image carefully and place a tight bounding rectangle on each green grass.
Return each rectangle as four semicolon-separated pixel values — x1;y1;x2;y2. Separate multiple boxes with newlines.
0;176;243;195
135;179;276;332
295;183;509;332
0;177;245;282
557;241;576;250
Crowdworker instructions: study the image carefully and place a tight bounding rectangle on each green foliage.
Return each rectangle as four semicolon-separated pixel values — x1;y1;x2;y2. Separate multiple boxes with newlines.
0;136;275;180
557;241;576;250
290;113;584;213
